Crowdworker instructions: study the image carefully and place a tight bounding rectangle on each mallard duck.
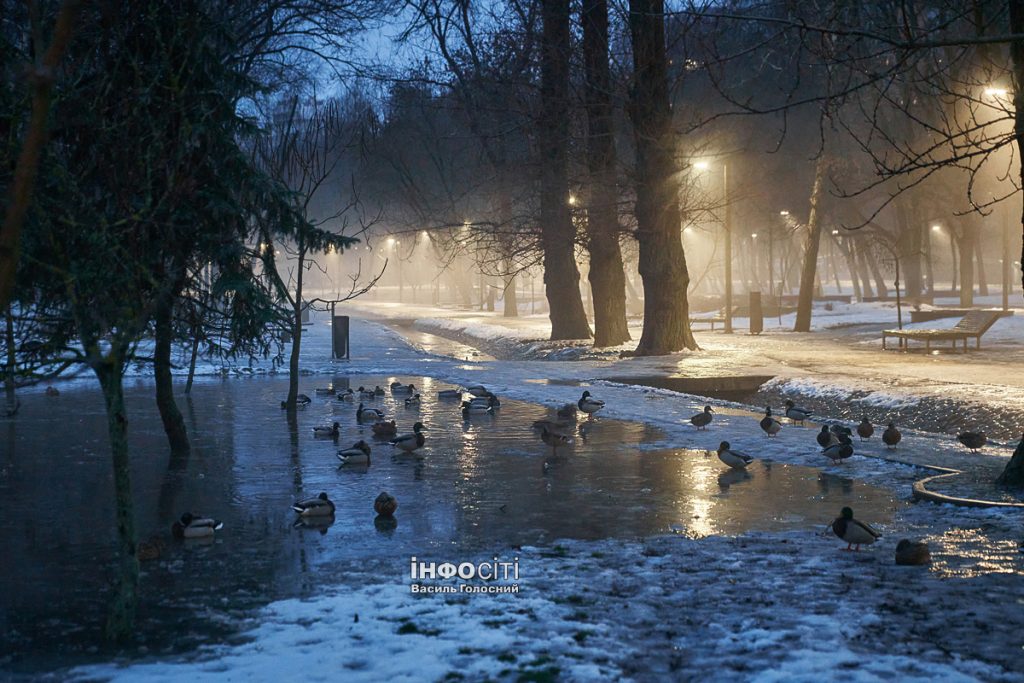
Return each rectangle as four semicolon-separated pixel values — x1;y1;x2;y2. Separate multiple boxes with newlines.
337;440;371;465
462;401;493;418
556;404;578;422
293;492;335;517
957;431;987;452
830;424;853;438
372;386;385;396
716;441;754;469
816;425;838;448
372;420;397;438
357;403;384;423
784;399;811;424
390;422;426;452
830;506;881;551
578;391;604;415
336;388;355;401
314;387;336;396
172;513;223;539
822;442;854;464
391;382;415;395
857;417;874;441
532;419;572;433
280;393;312;409
356;386;374;399
882;422;901;449
540;426;574;454
895;539;931;566
374;491;398;516
438;389;462;399
312;421;340;438
470;391;500;408
465;384;489;397
690;405;714;430
759;407;782;437
405;393;421;407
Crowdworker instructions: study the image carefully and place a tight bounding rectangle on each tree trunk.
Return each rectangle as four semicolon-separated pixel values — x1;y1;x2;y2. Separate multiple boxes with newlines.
996;434;1024;488
866;244;888;298
583;0;630;347
540;0;592;340
896;197;923;299
975;230;989;296
154;292;190;455
95;355;139;642
959;219;975;306
854;241;875;298
286;244;305;412
503;273;519;317
833;236;862;300
185;332;199;394
627;0;697;355
1013;0;1024;290
793;155;828;332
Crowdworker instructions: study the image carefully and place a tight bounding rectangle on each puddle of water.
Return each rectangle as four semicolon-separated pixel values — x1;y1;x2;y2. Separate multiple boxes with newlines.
922;527;1024;579
388;322;495;361
0;375;901;671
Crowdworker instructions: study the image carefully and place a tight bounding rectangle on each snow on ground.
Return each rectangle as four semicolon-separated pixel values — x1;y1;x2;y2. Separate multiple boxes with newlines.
54;309;1024;682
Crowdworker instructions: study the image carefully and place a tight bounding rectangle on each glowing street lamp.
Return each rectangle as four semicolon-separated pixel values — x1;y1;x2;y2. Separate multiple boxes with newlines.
984;86;1010;99
779;210;790;216
693;160;710;171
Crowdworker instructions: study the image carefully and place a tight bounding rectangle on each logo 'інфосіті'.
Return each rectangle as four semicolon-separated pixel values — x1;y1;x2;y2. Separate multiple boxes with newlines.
409;556;520;594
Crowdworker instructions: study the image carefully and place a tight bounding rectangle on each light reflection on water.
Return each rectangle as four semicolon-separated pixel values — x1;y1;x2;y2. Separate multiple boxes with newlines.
0;374;904;669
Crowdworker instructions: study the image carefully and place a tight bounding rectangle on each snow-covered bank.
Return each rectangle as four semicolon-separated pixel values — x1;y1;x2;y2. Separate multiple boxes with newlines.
69;508;1024;682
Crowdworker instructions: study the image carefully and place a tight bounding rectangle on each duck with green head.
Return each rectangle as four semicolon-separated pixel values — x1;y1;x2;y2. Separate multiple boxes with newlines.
830;507;881;551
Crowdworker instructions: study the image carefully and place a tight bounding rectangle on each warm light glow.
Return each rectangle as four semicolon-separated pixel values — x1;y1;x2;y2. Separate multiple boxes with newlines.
694;161;710;171
421;230;429;239
831;229;839;235
568;194;578;206
683;227;694;234
779;210;789;216
387;237;396;246
984;87;1010;99
751;233;758;239
932;225;942;232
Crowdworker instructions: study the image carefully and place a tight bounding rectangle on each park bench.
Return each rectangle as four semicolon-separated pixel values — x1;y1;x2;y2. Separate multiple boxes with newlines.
882;309;1004;352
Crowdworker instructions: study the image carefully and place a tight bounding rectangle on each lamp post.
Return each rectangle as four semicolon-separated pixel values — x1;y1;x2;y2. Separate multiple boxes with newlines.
695;160;733;332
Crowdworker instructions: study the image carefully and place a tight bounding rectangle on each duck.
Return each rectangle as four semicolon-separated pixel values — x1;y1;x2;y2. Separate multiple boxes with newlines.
578;391;605;416
716;441;754;469
462;401;493;418
292;492;336;517
957;431;987;453
390;422;426;452
357;386;374;399
822;441;854;464
405;394;421;407
556;404;578;422
784;399;811;424
465;384;489;397
830;506;881;551
857;417;874;441
759;407;782;437
280;394;312;409
391;382;415;394
374;491;398;516
373;386;386;396
314;387;336;396
882;423;901;449
540;426;574;455
829;424;852;438
470;393;500;409
312;422;340;438
336;388;355;401
357;403;385;423
45;386;60;397
532;419;572;433
372;420;398;438
337;440;371;465
816;425;838;448
438;389;462;399
895;539;931;566
171;513;223;539
690;405;715;430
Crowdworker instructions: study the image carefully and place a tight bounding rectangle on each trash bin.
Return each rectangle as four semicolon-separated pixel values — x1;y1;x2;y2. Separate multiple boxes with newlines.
749;292;763;335
332;315;350;360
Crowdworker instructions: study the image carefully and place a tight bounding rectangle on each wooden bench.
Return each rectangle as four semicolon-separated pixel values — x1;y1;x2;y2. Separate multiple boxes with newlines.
690;314;727;330
882;310;1004;352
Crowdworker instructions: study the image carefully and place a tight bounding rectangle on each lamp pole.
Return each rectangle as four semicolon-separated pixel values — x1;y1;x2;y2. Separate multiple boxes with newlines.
723;162;733;333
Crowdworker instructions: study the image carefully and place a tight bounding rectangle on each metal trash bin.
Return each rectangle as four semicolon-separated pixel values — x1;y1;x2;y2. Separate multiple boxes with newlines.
332;315;350;360
749;292;763;335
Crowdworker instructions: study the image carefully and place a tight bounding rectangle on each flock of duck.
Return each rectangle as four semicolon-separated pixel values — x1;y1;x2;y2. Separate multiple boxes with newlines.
175;383;986;553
